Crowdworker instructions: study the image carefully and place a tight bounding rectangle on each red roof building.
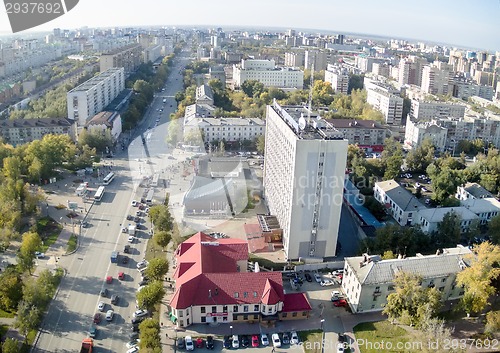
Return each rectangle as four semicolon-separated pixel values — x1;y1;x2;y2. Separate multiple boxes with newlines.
170;232;308;328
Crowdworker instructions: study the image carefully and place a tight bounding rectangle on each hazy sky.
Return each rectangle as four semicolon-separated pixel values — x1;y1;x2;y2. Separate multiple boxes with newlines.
1;0;499;50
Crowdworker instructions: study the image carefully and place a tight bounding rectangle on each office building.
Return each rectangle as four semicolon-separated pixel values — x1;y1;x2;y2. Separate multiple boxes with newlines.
343;246;471;313
324;64;349;94
263;101;348;260
67;68;125;126
233;59;303;89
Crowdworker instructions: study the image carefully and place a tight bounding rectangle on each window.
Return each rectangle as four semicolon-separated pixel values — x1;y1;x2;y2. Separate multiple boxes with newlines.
201;307;206;313
268;308;272;313
212;306;217;313
253;291;258;297
234;292;239;298
244;306;249;312
243;292;248;298
223;306;228;313
302;311;308;316
282;313;288;318
243;314;248;320
254;305;259;311
201;317;206;323
292;312;297;317
233;306;238;312
178;311;183;317
233;314;238;320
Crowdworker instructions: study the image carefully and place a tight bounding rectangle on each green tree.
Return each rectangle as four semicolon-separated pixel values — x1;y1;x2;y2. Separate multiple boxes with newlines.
137;281;165;310
488;214;500;244
17;231;42;274
144;258;169;281
183;129;204;146
139;318;161;351
406;138;435;172
15;300;41;341
256;135;265;154
382;250;396;260
153;230;171;249
456;242;500;315
348;74;364;93
485;310;500;335
241;80;265;98
166;120;181;146
149;205;172;232
383;271;442;327
433;210;461;247
0;267;23;311
2;338;20;353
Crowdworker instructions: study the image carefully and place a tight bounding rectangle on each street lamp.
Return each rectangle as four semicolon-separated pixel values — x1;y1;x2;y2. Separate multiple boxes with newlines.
230;325;233;336
320;319;325;331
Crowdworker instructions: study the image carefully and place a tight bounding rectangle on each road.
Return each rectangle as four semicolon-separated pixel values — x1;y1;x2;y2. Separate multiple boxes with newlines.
34;52;190;353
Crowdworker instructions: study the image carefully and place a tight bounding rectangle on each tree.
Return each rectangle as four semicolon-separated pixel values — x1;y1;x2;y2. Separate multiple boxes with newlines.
183;129;204;146
15;300;41;341
456;242;500;315
2;338;20;353
17;231;42;274
488;214;500;244
153;230;171;249
136;281;165;310
241;80;265;98
433;210;461;247
485;310;500;334
256;135;265;154
382;250;396;260
139;318;161;351
406;138;435;172
0;267;23;311
381;137;403;180
149;205;172;232
144;258;169;281
383;271;442;327
348;74;364;93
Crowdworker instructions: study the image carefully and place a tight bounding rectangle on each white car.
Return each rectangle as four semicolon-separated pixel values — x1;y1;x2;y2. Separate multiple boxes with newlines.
128;235;135;243
290;331;300;345
320;279;335;286
126;347;139;353
35;251;45;259
232;335;239;348
331;290;341;298
98;301;105;312
126;339;140;349
332;269;344;276
261;333;269;346
137;260;148;269
133;309;149;318
314;273;322;283
105;309;114;321
185;335;194;351
131;200;138;207
337;342;345;353
272;333;281;348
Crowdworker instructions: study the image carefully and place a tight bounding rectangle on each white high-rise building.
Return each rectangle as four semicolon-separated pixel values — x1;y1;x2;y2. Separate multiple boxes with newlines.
421;65;450;95
67;68;125;126
324;64;349;94
263;101;348;260
366;89;404;125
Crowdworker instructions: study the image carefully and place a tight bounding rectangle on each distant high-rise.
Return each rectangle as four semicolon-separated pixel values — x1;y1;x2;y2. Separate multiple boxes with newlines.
264;101;348;260
324;64;349;94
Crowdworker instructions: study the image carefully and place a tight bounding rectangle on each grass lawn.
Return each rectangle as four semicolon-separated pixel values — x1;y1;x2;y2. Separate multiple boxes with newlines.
354;321;417;353
66;235;78;253
0;308;16;318
37;217;62;252
298;330;323;353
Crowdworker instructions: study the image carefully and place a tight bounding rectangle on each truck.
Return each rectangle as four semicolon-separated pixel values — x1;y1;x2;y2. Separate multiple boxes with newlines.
128;224;136;235
110;251;118;263
80;338;93;353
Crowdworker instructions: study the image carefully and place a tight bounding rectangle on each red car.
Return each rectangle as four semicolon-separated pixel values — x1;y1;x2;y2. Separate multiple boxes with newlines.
333;299;348;307
106;276;113;284
195;337;204;348
252;335;259;347
93;313;101;324
118;272;125;280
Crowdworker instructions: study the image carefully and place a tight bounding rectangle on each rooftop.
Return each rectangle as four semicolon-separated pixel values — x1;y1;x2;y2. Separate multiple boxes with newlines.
461;182;493;199
418;206;479;223
375;180;425;212
0;117;72;128
68;68;123;93
282;293;312;312
86;111;120;127
461;198;500;214
327;118;384;130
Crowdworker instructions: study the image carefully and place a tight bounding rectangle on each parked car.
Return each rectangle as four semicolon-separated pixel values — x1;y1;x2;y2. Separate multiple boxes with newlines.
206;335;214;349
282;332;290;344
195;337;204;348
129;332;139;340
133;309;148;318
111;294;119;305
338;333;346;343
232;335;239;348
272;333;281;348
223;336;232;349
126;339;140;349
137;260;148;269
118;272;125;280
252;335;259;347
122;256;129;264
98;301;105;312
314;273;322;283
127;215;134;221
131;200;138;207
261;333;269;346
100;288;108;297
106;276;112;284
124;245;130;253
333;299;348;307
131;317;144;325
337;342;345;353
89;325;97;338
290;331;300;345
241;335;250;347
177;337;185;349
304;273;312;282
332;269;344;276
105;309;114;321
185;335;194;351
320;279;335;286
126;347;139;353
93;313;101;324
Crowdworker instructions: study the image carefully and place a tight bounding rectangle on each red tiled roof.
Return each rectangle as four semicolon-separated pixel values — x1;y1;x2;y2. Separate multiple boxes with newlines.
282;293;312;312
171;272;284;309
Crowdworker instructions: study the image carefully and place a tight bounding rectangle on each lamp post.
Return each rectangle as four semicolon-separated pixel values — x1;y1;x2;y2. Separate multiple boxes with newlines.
320;319;325;331
230;325;233;336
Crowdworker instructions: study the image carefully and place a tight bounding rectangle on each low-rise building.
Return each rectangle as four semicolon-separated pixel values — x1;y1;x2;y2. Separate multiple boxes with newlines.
373;180;426;226
343;246;471;313
169;232;311;327
84;111;122;142
417;207;478;233
456;182;493;201
460;198;500;225
410;99;466;121
233;59;304;89
0;117;75;146
404;119;447;152
196;84;214;105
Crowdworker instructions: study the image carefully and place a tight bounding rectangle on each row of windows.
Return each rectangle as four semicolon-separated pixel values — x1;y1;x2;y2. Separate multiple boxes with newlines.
200;304;260;313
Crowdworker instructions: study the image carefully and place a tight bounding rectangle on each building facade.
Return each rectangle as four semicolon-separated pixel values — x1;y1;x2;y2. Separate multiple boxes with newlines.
284;51;305;68
99;43;142;74
366;88;404;125
410;99;466;121
184;117;265;145
233;59;304;89
324;64;349;94
67;68;125;126
342;246;471;313
85;111;122;142
421;65;450;96
404;119;447;152
0;117;75;146
264;102;348;260
326;119;387;147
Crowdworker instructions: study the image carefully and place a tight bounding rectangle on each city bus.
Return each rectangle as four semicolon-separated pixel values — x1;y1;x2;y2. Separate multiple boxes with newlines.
146;189;154;205
151;173;160;187
94;186;105;202
103;172;115;185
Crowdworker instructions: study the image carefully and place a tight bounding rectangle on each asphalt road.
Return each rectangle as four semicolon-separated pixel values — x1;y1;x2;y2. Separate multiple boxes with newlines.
34;52;190;353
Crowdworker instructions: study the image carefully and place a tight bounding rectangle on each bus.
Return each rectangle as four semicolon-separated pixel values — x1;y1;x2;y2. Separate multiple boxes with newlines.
146;189;154;205
103;172;115;185
151;173;160;187
94;186;105;202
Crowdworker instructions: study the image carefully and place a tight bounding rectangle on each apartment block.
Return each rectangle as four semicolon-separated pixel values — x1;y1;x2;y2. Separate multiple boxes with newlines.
452;81;494;101
398;56;427;86
410;99;466;121
327;119;387;147
233;59;303;89
99;43;142;74
284;51;305;67
343;246;471;313
264;102;348;260
366;88;404;125
304;50;328;71
67;68;125;126
421;65;450;95
324;64;349;94
184;116;265;144
0;117;75;146
371;62;390;77
404;119;447;152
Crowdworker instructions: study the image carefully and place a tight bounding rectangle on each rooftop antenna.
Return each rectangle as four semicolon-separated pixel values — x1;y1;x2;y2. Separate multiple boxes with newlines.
307;63;314;125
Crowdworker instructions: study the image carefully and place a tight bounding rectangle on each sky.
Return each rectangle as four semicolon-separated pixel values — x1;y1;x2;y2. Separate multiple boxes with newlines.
0;0;499;51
